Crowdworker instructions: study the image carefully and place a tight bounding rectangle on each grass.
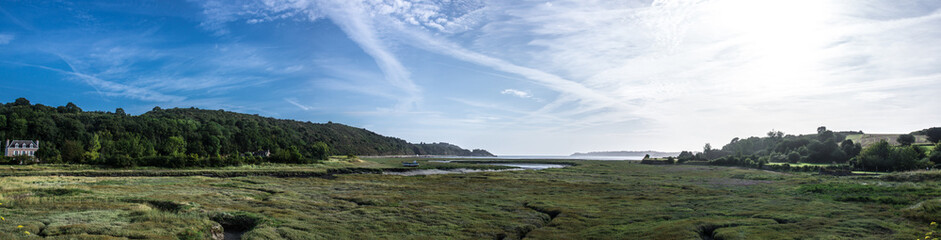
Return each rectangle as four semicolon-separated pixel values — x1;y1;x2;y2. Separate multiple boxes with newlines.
0;158;940;239
846;133;931;147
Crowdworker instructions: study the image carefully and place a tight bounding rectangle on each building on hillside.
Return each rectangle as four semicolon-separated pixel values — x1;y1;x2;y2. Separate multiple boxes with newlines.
254;150;270;157
241;150;270;158
5;139;40;157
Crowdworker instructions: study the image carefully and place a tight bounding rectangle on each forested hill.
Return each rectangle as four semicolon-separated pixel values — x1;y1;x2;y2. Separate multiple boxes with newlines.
0;98;493;163
412;142;495;156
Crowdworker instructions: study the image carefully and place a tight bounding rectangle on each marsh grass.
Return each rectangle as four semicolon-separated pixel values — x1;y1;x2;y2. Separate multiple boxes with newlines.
0;159;939;238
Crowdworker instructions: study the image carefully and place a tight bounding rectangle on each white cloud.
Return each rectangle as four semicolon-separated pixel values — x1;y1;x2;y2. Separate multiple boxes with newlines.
0;33;13;44
501;89;531;98
20;61;185;102
193;0;941;154
284;98;313;111
200;0;423;110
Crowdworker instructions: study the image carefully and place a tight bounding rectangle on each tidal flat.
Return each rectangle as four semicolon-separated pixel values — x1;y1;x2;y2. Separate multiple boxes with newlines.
0;158;939;239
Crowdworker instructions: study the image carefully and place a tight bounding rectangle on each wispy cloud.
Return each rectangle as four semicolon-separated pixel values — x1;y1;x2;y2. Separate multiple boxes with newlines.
318;0;422;110
0;33;13;44
501;89;531;98
14;60;185;102
198;0;423;110
284;98;313;111
8;0;939;155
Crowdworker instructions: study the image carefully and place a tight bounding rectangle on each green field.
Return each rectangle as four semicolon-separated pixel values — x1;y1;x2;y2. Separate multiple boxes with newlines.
1;159;941;239
845;134;931;147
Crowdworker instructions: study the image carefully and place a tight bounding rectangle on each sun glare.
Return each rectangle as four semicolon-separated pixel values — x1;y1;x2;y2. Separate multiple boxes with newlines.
696;0;844;96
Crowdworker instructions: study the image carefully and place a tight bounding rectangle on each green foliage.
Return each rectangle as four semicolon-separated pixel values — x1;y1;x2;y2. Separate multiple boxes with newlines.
677;151;694;163
311;141;330;161
61;140;85;163
692;126;930;171
924;127;941;143
0;99;487;167
898;134;916;146
164;136;186;156
852;140;931;171
840;139;862;158
270;146;305;164
787;151;801;163
412;142;495;156
931;144;941;165
3;159;934;239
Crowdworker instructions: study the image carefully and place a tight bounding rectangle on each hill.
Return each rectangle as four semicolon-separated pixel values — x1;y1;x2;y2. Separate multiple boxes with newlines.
0;98;492;165
412;142;494;156
845;133;931;147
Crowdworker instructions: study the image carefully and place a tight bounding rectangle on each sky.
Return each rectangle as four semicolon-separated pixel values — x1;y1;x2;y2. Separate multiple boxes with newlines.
1;0;940;155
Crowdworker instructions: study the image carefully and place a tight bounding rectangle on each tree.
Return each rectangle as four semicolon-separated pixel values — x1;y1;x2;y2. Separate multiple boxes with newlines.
926;127;941;143
311;141;330;161
853;140;891;171
852;140;929;171
817;130;834;142
817;126;827;134
271;146;303;163
61;140;85;163
767;130;784;139
65;102;82;113
115;108;126;116
787;151;801;163
114;136;144;158
930;144;941;165
10;118;27;138
83;133;102;162
841;139;861;158
164;136;187;156
897;134;916;146
36;143;61;163
677;151;694;162
13;98;30;106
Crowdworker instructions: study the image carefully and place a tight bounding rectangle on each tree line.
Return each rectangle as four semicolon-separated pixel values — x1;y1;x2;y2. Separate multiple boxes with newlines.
0;98;492;167
675;126;941;172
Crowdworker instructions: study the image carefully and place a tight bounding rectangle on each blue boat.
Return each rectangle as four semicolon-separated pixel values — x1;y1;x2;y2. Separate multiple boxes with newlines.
402;161;420;167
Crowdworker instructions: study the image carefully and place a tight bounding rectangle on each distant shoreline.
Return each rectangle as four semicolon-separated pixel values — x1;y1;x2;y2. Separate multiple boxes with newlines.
571;151;680;157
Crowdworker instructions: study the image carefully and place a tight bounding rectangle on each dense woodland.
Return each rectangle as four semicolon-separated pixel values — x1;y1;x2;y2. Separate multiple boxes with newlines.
0;98;492;167
676;126;941;172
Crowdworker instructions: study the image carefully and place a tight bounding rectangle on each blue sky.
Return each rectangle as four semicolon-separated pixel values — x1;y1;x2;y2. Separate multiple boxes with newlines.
1;0;940;155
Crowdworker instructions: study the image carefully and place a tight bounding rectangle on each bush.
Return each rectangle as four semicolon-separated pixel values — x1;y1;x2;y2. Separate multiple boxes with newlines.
852;140;931;172
897;134;916;146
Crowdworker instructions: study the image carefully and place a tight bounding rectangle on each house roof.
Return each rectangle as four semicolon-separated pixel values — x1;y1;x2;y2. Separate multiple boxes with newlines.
6;140;38;148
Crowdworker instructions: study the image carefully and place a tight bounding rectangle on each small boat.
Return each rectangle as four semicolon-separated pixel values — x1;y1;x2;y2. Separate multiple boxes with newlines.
402;161;420;167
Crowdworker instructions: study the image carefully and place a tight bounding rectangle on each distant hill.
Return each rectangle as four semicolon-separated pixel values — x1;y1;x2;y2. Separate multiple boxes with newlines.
571;151;680;158
0;98;492;164
412;142;494;157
